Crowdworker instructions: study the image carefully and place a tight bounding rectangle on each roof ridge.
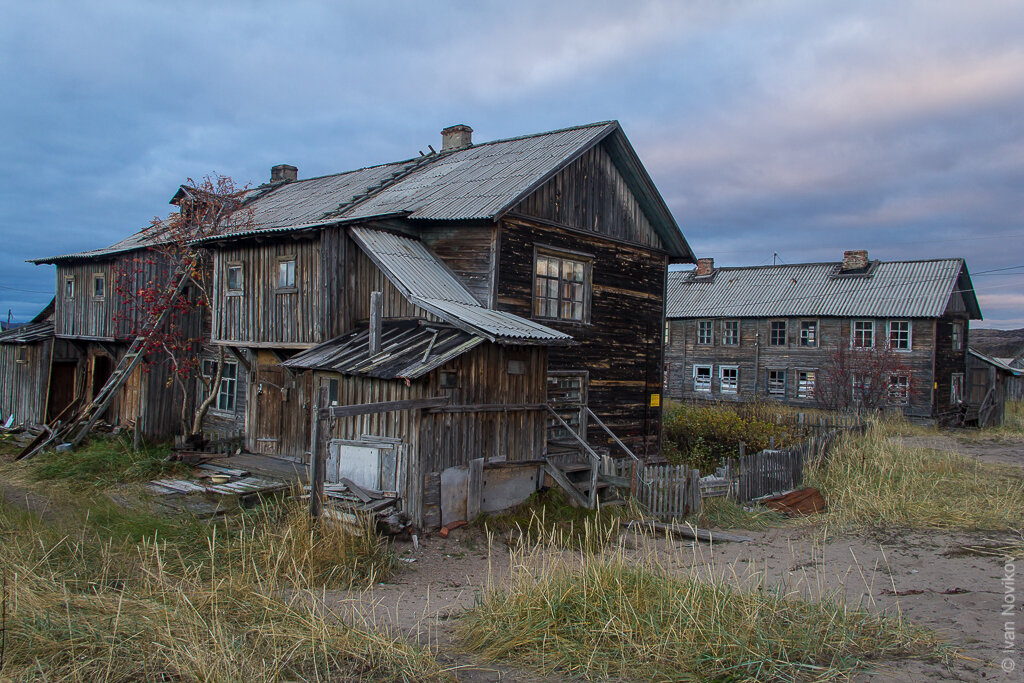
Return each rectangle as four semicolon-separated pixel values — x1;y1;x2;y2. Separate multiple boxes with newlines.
673;257;964;273
445;120;618;152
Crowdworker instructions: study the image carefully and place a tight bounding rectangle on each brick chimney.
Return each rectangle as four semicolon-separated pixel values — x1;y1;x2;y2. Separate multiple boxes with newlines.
271;164;298;183
441;124;473;152
695;257;714;277
840;250;869;272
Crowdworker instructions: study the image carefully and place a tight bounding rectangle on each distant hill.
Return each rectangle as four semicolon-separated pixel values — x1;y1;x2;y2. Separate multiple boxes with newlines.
970;328;1024;359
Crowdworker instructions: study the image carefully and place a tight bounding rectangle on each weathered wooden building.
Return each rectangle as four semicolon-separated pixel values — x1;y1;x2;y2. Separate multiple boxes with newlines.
967;348;1023;424
664;252;982;420
0;302;62;426
29;232;199;438
189;121;693;525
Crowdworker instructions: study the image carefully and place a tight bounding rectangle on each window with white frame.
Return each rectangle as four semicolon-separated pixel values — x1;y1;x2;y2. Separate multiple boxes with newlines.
951;322;963;351
769;320;787;346
767;370;786;398
796;370;816;399
719;365;738;394
226;264;243;293
799;320;817;347
852;374;872;403
200;359;238;412
950;373;964;404
92;274;105;300
852;320;874;348
64;276;75;300
277;257;296;290
722;320;739;346
693;365;712;392
888;373;910;405
534;251;588;321
888;320;911;350
696;320;713;345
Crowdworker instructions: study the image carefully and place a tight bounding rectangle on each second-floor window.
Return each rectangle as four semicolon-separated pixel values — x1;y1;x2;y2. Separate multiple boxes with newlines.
888;321;911;350
722;320;739;346
951;322;963;351
697;320;713;345
534;252;588;321
277;258;296;290
852;320;874;348
92;274;105;300
769;320;787;346
799;320;817;347
226;264;243;294
64;277;75;300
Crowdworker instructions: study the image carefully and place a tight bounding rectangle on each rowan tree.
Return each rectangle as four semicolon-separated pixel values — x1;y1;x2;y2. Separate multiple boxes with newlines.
815;342;915;413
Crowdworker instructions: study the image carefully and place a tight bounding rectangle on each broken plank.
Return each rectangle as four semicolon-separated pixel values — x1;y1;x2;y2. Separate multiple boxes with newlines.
358;498;397;513
197;464;249;477
339;477;378;503
625;519;752;543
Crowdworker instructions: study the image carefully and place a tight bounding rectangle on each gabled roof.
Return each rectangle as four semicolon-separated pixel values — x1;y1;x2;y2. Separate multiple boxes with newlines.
30;226;164;265
283;320;484;380
351;227;572;345
969;348;1023;376
667;258;982;320
197;121;691;258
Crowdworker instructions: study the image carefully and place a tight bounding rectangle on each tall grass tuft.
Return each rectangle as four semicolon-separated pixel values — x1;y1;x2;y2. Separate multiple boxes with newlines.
460;538;940;681
29;433;185;485
0;498;439;681
806;423;1024;530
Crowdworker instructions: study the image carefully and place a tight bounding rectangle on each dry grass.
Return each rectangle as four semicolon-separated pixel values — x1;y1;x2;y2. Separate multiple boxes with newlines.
695;496;788;530
0;497;442;681
459;532;941;681
806;423;1024;531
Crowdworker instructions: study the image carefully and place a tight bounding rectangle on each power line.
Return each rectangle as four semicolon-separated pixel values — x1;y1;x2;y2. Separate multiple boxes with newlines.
0;284;52;294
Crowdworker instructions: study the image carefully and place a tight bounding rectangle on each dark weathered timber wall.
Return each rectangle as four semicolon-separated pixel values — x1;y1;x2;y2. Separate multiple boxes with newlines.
667;317;939;417
212;237;322;347
934;315;970;415
512;141;665;250
348;245;437;323
0;338;52;425
420;224;497;306
496;217;666;456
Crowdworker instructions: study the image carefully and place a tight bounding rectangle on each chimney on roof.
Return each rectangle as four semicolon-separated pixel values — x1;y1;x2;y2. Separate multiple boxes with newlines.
441;124;473;152
840;250;869;272
695;257;714;277
271;164;298;183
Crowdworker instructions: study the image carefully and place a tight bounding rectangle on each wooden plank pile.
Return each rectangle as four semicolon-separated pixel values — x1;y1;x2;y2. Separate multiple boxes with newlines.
314;477;409;535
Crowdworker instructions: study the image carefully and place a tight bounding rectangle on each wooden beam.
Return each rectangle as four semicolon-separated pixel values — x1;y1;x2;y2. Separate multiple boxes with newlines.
224;345;251;373
309;386;326;519
369;291;382;356
625;519;752;543
427;402;546;413
321;396;450;419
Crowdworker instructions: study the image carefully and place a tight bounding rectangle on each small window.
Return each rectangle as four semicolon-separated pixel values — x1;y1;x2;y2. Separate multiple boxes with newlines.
799;320;817;347
852;320;874;348
15;345;28;364
200;359;238;412
64;277;75;300
888;321;911;351
533;251;589;321
767;370;786;398
696;320;713;345
664;321;670;344
92;274;105;300
507;360;526;375
722;320;739;346
226;265;243;293
951;373;964;404
797;371;816;399
693;365;712;392
769;321;787;346
440;370;459;388
326;377;339;406
719;366;738;394
951;322;963;351
888;373;910;405
277;258;296;290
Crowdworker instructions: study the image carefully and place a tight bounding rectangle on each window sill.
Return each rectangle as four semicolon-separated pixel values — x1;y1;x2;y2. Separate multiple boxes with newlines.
276;288;298;294
226;291;243;297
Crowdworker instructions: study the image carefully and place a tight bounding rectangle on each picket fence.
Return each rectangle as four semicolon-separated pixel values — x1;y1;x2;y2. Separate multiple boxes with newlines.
607;458;702;519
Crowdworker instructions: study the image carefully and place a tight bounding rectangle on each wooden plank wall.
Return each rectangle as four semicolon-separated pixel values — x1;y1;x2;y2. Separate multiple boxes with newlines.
0;338;52;425
420;224;497;306
668;317;939;417
934;315;970;416
497;217;666;457
349;245;438;323
213;236;322;347
512;141;665;250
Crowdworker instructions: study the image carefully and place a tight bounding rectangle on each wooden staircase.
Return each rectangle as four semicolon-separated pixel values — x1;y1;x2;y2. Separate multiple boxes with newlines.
543;404;641;509
27;260;195;456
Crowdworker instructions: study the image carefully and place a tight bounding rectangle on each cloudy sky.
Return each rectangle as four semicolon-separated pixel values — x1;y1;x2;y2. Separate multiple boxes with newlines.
2;1;1022;327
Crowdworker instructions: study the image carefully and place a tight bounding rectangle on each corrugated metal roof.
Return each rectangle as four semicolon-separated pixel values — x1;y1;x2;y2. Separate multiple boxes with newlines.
351;227;572;344
667;259;982;319
31;227;165;264
969;348;1023;376
282;320;484;380
0;320;53;344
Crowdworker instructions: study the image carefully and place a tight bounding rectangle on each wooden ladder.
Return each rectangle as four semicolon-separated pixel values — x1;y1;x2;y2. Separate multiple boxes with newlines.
61;261;195;448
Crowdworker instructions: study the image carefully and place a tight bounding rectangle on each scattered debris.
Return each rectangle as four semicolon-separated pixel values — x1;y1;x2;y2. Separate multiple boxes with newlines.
759;488;826;516
881;587;970;596
439;520;467;538
625;519;753;543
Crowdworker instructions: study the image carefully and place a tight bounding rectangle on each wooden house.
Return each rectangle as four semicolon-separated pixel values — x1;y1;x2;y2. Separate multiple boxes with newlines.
29;232;199;438
664;252;982;421
193;121;693;526
0;302;65;426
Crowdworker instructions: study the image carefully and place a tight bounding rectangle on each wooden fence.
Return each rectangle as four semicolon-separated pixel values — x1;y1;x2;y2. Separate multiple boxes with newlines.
606;458;702;519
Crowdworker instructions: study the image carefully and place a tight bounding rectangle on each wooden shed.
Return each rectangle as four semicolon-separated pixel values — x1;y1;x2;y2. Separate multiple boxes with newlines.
966;348;1023;426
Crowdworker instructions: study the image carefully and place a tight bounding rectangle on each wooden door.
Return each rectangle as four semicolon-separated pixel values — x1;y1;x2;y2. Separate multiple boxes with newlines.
546;371;588;456
47;361;77;421
254;366;285;455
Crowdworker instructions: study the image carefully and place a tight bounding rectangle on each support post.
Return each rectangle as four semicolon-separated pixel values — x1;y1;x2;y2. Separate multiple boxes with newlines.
310;386;327;519
369;291;382;356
